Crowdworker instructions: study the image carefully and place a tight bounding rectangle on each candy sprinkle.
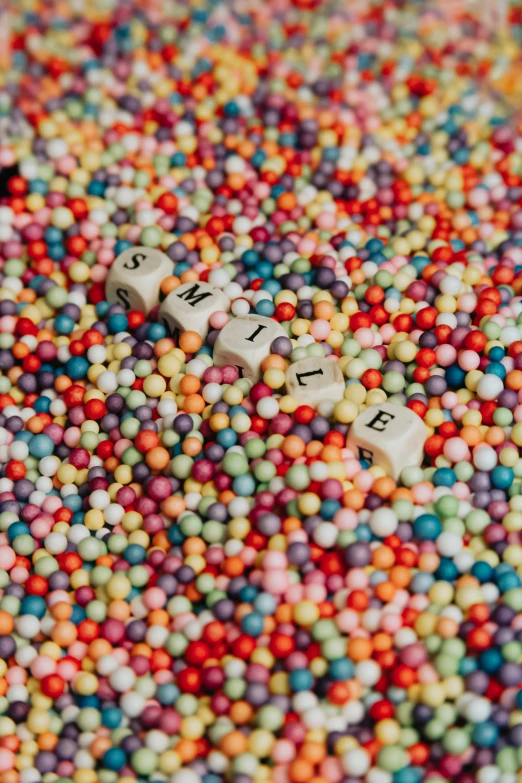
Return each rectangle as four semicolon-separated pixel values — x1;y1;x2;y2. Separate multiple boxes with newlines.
2;2;522;783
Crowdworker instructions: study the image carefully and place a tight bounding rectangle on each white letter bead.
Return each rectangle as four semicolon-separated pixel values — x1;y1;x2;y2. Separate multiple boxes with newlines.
213;315;287;382
346;402;426;481
285;357;345;408
159;281;230;340
105;246;172;313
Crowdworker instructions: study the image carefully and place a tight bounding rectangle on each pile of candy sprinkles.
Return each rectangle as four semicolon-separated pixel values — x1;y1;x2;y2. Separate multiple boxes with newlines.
8;1;522;782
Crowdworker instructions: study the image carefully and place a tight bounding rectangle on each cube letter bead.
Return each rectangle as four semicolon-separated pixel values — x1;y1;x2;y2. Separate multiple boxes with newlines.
285;357;345;407
105;246;172;314
346;401;426;481
158;281;230;340
213;315;287;382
